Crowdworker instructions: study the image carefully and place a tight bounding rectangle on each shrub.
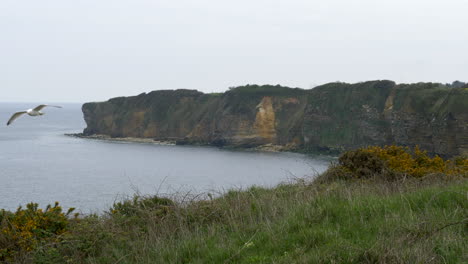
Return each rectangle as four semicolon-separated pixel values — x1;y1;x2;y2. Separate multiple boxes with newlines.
109;195;174;218
361;145;467;178
338;148;393;179
320;145;467;181
0;202;75;261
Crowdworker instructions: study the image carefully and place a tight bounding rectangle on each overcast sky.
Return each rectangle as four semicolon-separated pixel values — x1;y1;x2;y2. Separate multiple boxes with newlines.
1;0;467;102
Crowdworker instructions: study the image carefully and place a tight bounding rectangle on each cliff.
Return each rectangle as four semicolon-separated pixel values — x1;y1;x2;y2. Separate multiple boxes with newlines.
82;81;468;157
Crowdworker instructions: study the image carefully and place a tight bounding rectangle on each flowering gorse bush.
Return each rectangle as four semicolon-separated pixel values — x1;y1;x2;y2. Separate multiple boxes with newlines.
0;202;75;261
336;145;467;179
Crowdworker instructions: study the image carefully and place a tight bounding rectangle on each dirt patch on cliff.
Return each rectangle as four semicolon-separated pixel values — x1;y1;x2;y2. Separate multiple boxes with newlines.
383;88;396;119
254;97;277;141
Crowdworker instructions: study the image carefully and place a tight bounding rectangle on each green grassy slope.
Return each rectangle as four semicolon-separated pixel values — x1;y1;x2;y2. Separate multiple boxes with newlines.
2;180;466;263
87;180;467;264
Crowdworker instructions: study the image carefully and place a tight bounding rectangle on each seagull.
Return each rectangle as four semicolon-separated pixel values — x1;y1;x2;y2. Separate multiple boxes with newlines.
6;104;62;126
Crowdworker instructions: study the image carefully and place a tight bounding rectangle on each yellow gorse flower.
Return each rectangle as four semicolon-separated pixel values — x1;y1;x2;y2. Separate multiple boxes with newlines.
0;202;76;261
356;145;467;178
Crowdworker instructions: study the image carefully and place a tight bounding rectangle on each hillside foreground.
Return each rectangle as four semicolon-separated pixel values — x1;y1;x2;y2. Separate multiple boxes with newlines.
1;146;467;263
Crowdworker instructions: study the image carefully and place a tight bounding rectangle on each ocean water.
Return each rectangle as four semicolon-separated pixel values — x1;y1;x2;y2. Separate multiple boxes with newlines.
0;103;331;213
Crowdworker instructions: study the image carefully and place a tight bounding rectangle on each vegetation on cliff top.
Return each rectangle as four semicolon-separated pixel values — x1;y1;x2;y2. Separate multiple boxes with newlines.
1;146;466;263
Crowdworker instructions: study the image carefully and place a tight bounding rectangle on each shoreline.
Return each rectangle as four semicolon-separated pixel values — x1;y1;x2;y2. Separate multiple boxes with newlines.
65;133;303;153
65;133;177;146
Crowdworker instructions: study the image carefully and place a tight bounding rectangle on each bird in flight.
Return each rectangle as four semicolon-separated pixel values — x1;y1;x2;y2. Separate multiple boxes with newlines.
6;104;62;126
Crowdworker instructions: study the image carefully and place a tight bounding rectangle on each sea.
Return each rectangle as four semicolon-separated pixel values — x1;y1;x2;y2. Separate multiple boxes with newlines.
0;103;331;213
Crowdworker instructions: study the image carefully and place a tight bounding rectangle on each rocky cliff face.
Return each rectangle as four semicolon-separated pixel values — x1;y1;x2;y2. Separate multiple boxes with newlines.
82;81;468;157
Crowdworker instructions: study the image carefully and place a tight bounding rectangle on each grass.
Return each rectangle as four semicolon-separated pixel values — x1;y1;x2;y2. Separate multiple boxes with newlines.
1;178;464;263
1;147;467;263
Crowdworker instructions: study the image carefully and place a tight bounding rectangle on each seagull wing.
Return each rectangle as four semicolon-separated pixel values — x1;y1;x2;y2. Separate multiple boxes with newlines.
7;111;27;126
33;104;63;111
